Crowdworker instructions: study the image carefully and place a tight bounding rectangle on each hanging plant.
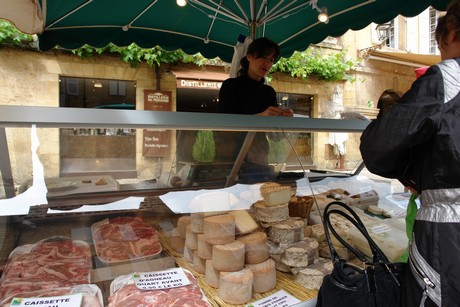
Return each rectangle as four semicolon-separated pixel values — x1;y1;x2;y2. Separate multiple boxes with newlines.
192;130;216;163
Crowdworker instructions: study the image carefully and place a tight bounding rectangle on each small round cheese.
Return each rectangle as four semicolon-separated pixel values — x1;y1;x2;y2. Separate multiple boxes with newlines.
253;201;289;223
205;259;220;288
185;224;198;250
191;212;205;233
237;231;269;264
212;240;245;272
197;233;213;260
218;269;253;305
176;215;191;239
193;250;206;274
245;258;277;293
203;214;235;244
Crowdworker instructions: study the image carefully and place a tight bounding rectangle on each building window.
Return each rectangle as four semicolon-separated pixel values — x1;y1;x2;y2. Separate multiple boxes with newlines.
429;7;439;54
386;20;396;48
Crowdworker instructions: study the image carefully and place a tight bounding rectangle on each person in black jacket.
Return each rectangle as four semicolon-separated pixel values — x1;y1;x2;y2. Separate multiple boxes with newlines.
360;1;460;305
218;37;293;182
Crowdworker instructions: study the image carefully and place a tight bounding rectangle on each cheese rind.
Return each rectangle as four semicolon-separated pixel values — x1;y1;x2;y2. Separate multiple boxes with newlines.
218;269;253;305
197;233;213;260
253;201;289;223
268;217;305;244
185;224;198;250
203;214;236;244
212;241;245;272
237;231;269;264
176;215;191;239
205;259;220;288
261;183;292;207
245;258;277;293
193;250;206;274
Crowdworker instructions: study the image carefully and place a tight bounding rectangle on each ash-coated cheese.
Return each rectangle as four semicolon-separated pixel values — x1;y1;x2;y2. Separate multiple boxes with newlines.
253;201;289;223
294;259;334;290
205;259;220;288
245;258;277;293
197;233;213;260
280;237;319;267
311;224;326;243
270;254;291;273
212;240;246;272
237;231;269;264
229;210;259;235
185;224;198;250
268;217;305;244
218;269;253;305
176;215;191;239
203;214;235;244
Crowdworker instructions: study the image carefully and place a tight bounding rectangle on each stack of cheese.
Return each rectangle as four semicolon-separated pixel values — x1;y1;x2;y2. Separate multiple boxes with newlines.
252;183;320;275
177;209;277;305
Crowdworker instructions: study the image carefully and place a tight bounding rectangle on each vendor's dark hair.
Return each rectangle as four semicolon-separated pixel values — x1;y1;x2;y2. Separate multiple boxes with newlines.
435;0;460;46
238;37;280;76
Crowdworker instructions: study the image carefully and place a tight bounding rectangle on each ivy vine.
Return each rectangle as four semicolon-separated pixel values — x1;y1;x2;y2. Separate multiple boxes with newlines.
1;19;358;82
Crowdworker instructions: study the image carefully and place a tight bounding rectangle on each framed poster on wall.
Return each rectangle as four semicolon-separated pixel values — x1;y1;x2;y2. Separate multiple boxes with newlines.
143;90;172;157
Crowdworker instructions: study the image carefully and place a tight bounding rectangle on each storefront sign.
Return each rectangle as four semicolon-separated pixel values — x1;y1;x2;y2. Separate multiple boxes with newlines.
143;90;172;157
177;79;222;89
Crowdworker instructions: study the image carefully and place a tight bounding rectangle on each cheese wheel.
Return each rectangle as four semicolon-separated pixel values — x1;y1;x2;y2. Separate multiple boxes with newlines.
253;201;289;223
205;259;220;288
193;250;206;274
218;269;253;305
204;214;235;244
165;228;185;253
237;231;269;264
270;253;291;273
197;233;213;260
281;238;319;267
183;246;194;263
185;224;198;249
191;212;205;233
261;183;292;207
212;241;245;272
245;258;277;293
268;217;305;244
229;210;258;235
294;259;334;290
176;215;191;239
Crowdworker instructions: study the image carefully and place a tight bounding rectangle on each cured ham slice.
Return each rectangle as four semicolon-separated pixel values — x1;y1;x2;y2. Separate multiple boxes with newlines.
92;216;162;264
108;270;210;307
0;237;92;301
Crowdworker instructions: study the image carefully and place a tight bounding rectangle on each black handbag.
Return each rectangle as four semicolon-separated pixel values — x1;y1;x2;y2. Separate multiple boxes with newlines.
316;201;404;307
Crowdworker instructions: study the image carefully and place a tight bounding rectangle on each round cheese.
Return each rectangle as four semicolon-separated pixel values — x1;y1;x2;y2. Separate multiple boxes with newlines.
204;214;235;244
237;231;269;264
191;212;205;233
253;201;289;223
212;240;245;272
197;233;213;260
205;259;220;288
193;250;206;274
176;215;191;239
185;224;198;250
218;269;253;305
245;258;277;293
268;217;305;244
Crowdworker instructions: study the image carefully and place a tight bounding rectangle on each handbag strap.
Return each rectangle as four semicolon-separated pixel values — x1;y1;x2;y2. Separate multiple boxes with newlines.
323;201;391;265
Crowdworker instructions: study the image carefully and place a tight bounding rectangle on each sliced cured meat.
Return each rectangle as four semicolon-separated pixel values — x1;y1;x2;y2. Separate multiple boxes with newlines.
92;216;162;264
0;237;92;301
108;270;210;307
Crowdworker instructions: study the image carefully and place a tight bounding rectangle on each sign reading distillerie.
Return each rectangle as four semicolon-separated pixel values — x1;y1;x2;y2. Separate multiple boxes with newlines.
177;79;222;89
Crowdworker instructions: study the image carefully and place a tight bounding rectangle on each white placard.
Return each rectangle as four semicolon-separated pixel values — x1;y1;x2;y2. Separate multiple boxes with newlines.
10;293;82;307
133;268;191;290
247;290;301;307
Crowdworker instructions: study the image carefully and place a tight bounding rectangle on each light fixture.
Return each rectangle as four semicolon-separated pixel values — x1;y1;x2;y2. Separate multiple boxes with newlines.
357;22;392;59
93;81;102;88
317;7;329;23
176;0;187;7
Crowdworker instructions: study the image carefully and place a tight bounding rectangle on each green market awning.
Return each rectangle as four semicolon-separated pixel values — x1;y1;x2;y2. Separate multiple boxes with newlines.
0;0;451;62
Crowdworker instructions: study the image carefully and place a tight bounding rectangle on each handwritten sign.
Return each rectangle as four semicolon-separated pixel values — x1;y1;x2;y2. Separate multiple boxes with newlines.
246;290;301;307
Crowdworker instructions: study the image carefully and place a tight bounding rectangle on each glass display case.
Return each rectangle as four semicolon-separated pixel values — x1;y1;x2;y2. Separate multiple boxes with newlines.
0;105;405;306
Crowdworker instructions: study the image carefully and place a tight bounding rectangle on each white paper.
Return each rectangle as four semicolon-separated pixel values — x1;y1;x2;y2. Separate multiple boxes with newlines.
0;125;48;216
247;290;301;307
47;196;143;214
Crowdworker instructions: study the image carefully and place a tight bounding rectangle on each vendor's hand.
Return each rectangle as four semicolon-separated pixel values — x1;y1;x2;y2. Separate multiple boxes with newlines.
258;106;294;117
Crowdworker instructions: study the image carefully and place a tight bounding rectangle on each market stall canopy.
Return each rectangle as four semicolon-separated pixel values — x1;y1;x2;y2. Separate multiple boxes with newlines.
0;0;451;62
371;50;441;66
